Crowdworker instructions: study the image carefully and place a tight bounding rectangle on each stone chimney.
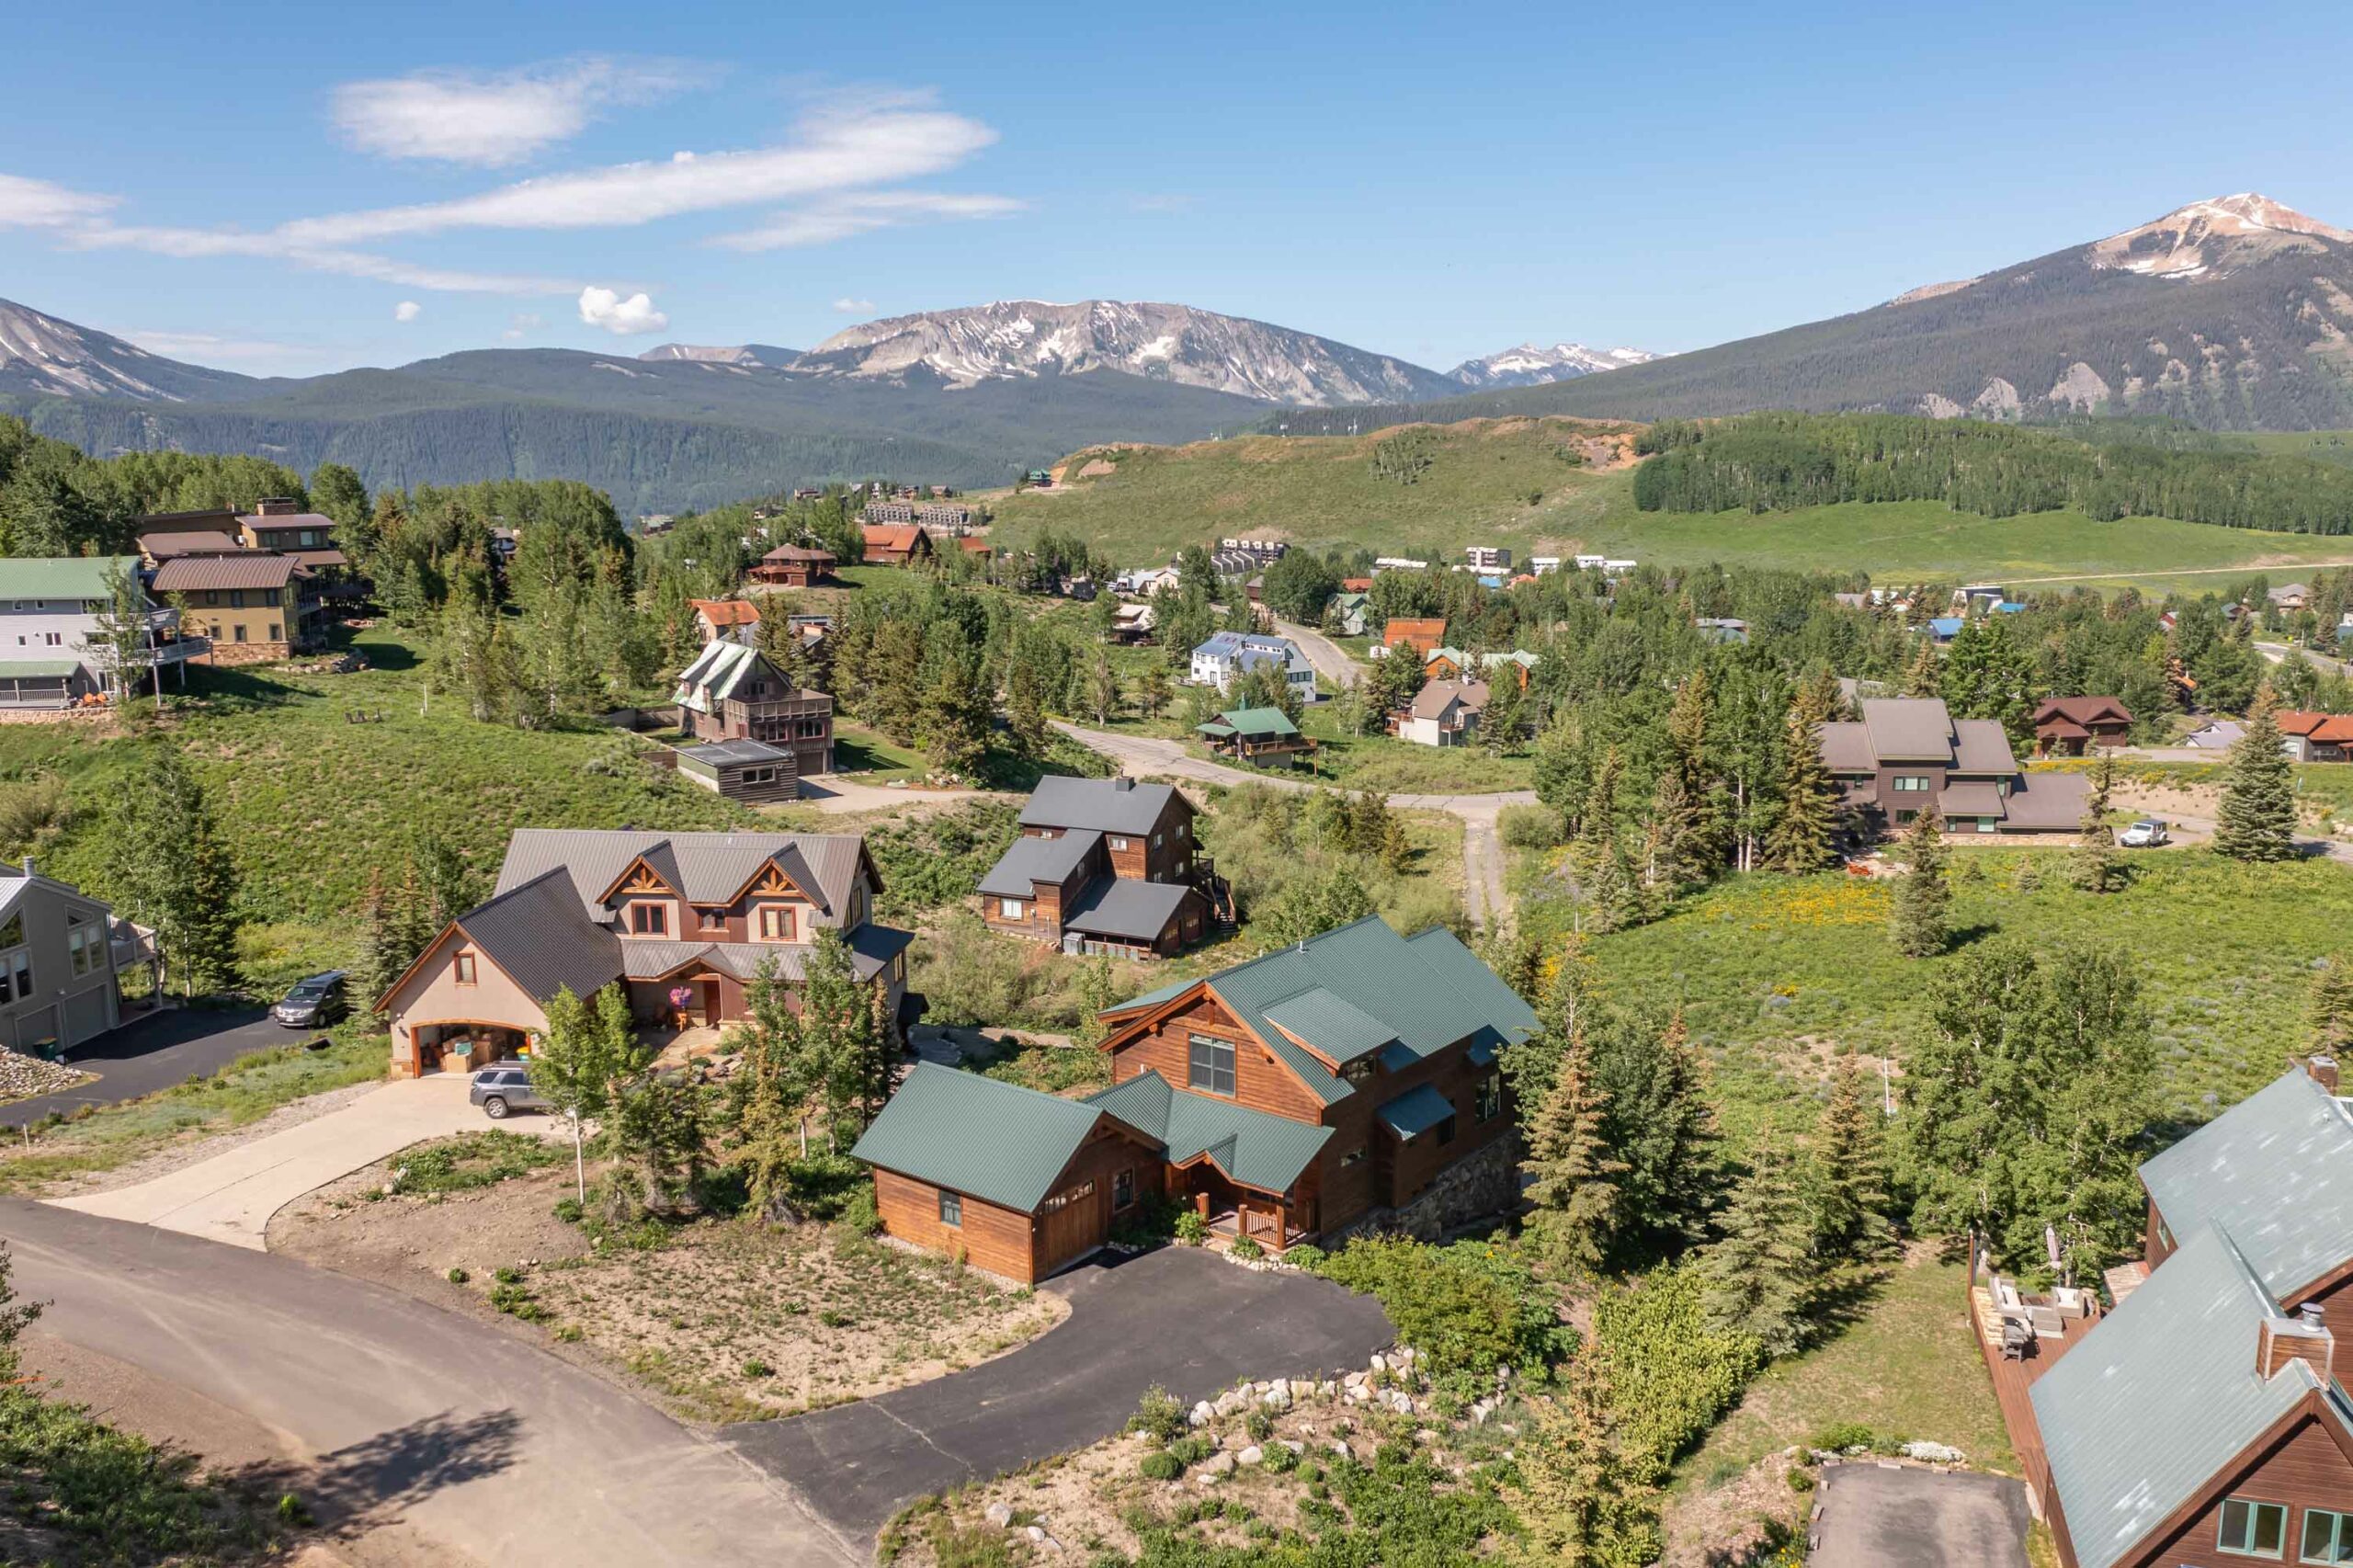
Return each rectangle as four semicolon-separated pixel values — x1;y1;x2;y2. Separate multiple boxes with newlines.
2260;1305;2334;1382
2305;1054;2341;1095
253;496;301;517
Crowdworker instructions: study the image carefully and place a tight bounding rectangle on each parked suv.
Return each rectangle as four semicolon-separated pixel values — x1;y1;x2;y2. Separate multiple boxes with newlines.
469;1065;549;1119
2119;818;2170;848
272;971;348;1028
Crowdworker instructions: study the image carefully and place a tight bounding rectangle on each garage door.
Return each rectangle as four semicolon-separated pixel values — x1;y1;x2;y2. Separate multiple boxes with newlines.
63;987;111;1049
1036;1177;1111;1275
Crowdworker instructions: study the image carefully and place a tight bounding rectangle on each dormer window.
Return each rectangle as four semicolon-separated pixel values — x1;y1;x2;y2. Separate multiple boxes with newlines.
756;904;796;942
629;903;669;937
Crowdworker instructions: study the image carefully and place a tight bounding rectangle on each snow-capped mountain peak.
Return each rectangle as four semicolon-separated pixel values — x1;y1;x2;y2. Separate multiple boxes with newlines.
0;297;256;401
2088;193;2353;280
1446;341;1659;390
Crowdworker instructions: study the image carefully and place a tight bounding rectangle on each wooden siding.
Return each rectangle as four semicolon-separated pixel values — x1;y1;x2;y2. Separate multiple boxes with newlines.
1313;1040;1510;1233
1108;991;1326;1123
1035;1125;1165;1277
873;1167;1039;1282
2116;1405;2353;1568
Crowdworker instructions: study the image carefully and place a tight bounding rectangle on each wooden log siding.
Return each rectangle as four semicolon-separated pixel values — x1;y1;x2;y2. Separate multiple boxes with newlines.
873;1168;1038;1281
2110;1406;2353;1568
1109;993;1327;1123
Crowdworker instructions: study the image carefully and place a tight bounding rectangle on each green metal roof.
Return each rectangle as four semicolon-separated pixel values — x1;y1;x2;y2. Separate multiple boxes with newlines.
1106;973;1195;1017
0;660;85;678
1376;1083;1459;1139
1087;1071;1332;1195
1195;722;1236;738
2140;1068;2353;1301
1263;988;1396;1065
851;1062;1106;1211
1212;706;1299;738
2030;1222;2347;1568
2;556;137;601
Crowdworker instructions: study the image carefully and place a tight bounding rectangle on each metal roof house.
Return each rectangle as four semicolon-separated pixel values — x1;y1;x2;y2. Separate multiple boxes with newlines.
375;828;913;1078
1817;698;2088;836
671;642;833;782
1188;631;1317;701
979;777;1211;958
856;915;1536;1278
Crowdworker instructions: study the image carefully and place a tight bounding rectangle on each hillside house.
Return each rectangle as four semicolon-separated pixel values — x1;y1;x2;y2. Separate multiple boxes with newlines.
2033;697;2134;756
0;859;135;1055
1328;593;1371;637
861;524;935;567
853;916;1537;1281
1380;619;1448;661
2185;720;2245;751
376;828;912;1075
1188;631;1316;702
671;642;834;779
976;777;1211;959
1;557;205;708
674;739;799;804
1107;602;1156;644
2279;712;2353;763
149;551;319;665
1695;617;1750;645
749;544;835;588
1463;545;1511;572
1818;698;2087;835
1197;706;1314;766
1394;679;1488;747
2270;583;2312;612
689;598;762;646
1424;647;1537;689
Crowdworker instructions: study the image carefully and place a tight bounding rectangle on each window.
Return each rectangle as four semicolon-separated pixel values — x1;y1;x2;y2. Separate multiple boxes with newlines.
1475;1074;1503;1121
756;904;795;942
267;623;281;642
2219;1497;2288;1558
1176;823;1188;841
2303;1510;2353;1564
999;897;1025;919
1114;1169;1135;1210
230;590;246;609
629;902;668;937
264;589;280;608
454;952;478;985
1435;1114;1458;1146
1188;1033;1235;1096
1108;836;1130;852
1892;775;1931;792
1152;833;1163;847
796;718;826;739
233;624;247;643
66;915;98;977
938;1189;961;1227
699;908;726;931
1340;1146;1367;1167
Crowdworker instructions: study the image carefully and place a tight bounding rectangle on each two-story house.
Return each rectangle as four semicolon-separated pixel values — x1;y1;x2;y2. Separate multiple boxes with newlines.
152;551;320;665
1394;679;1489;747
853;916;1537;1283
1188;631;1317;702
0;858;129;1054
671;642;833;782
688;598;761;646
1;557;205;710
2032;697;2134;756
861;524;935;567
375;828;914;1076
1818;697;2086;835
2279;711;2353;763
978;777;1210;958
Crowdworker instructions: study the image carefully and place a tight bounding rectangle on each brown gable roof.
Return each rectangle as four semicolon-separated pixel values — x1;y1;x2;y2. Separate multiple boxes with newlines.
1382;618;1447;647
862;524;928;552
689;597;761;626
151;552;301;592
1410;678;1490;721
2035;696;2132;727
141;529;245;558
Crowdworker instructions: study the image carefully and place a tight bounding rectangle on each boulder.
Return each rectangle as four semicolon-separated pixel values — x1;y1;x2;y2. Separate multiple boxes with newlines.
1238;1446;1264;1467
983;1503;1014;1528
1189;1401;1214;1428
1368;1353;1387;1373
1199;1451;1236;1480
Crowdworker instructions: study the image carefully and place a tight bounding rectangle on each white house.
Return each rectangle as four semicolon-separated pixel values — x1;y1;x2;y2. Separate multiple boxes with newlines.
1464;545;1512;572
2;557;206;710
1189;631;1318;701
1395;678;1489;747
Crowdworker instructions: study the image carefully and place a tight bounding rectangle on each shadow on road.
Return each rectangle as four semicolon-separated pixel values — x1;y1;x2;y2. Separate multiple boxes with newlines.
231;1407;525;1539
56;1006;272;1069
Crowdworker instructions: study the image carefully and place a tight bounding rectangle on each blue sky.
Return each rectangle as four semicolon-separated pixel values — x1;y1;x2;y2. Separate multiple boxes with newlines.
6;0;2351;380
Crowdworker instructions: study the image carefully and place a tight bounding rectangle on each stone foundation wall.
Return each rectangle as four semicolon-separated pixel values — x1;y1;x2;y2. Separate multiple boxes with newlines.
199;642;294;667
1325;1133;1519;1244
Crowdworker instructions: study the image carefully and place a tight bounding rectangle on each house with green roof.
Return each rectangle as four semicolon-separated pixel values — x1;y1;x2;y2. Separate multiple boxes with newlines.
856;916;1537;1276
1;556;205;710
1195;705;1313;767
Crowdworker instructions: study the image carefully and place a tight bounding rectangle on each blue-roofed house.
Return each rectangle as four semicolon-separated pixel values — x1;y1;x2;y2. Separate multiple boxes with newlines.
1925;615;1967;644
1188;631;1317;702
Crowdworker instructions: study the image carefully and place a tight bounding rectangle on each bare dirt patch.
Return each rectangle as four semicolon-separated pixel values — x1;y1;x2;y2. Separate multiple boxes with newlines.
1076;458;1118;479
1662;1449;1809;1567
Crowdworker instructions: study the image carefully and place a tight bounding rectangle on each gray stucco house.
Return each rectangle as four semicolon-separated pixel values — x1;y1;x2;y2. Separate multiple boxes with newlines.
0;859;131;1054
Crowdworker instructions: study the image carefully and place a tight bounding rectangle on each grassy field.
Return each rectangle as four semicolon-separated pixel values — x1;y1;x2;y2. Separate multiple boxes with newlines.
1540;848;2353;1142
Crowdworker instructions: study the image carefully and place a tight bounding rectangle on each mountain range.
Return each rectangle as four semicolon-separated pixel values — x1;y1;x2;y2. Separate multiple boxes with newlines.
6;192;2351;510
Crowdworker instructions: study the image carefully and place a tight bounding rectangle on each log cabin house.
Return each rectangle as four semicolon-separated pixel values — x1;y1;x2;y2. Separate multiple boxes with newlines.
1196;706;1314;767
977;776;1213;957
855;916;1536;1280
375;828;912;1077
2031;696;2133;756
749;544;835;588
861;523;935;567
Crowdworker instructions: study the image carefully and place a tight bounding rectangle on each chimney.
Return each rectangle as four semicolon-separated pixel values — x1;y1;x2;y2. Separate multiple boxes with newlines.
2260;1308;2335;1382
254;496;301;517
18;857;31;878
1112;775;1134;792
2310;1054;2342;1095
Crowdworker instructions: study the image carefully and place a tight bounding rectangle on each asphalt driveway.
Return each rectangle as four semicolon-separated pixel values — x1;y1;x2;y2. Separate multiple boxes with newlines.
724;1245;1392;1543
1811;1463;2029;1567
1;1005;292;1128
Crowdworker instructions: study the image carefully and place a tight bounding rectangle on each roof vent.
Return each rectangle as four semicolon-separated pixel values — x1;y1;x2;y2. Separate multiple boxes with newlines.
2304;1303;2327;1330
1112;775;1135;791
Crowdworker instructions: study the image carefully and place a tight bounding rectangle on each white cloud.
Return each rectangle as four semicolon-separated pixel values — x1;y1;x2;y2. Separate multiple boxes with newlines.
279;107;996;245
393;300;423;323
578;286;667;335
711;190;1023;252
501;311;547;340
831;297;876;313
331;57;709;167
0;172;118;228
57;221;578;295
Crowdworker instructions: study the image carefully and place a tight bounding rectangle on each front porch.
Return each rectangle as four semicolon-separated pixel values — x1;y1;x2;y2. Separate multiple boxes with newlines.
1174;1165;1316;1253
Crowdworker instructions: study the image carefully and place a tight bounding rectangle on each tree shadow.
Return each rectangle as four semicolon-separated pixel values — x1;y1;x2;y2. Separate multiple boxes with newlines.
1943;921;2001;951
1806;1263;1893;1343
226;1407;525;1539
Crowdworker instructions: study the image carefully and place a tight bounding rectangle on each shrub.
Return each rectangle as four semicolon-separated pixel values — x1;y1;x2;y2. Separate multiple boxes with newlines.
1128;1384;1188;1443
1261;1442;1300;1474
1499;803;1566;849
1284;1243;1327;1270
391;1131;563;1195
1110;1192;1180;1248
1228;1235;1264;1261
1808;1421;1876;1454
552;1196;584;1223
1308;1236;1574;1378
445;1266;469;1284
743;1359;774;1380
1245;1409;1274;1443
1592;1267;1764;1481
1173;1210;1208;1246
492;1266;523;1285
1138;1451;1184;1483
1166;1436;1212;1467
841;1184;881;1237
1787;1466;1817;1494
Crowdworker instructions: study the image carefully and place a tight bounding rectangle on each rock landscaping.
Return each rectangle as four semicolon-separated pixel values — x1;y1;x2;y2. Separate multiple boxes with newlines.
0;1047;95;1105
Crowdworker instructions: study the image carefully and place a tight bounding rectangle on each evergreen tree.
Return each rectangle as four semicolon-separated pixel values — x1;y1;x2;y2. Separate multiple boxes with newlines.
100;747;241;997
2214;686;2299;862
1511;1357;1661;1568
1137;663;1171;718
1583;837;1643;934
1764;702;1840;872
800;926;892;1132
1942;617;2039;747
1809;1054;1896;1263
530;984;624;1202
1520;1025;1626;1278
733;957;819;1219
1888;808;1950;959
2309;958;2353;1056
1594;1007;1723;1256
1579;745;1624;848
1900;637;1942;699
354;867;404;1006
1639;768;1702;895
90;558;154;705
2069;750;2121;893
1696;1137;1816;1357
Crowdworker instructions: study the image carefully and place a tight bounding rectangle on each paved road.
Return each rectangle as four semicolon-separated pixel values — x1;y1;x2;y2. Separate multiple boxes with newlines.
2;1201;856;1567
1274;619;1363;687
725;1246;1390;1544
1810;1462;2029;1567
48;1073;513;1249
2258;640;2353;678
2109;790;2353;868
1051;722;1531;928
0;1006;289;1129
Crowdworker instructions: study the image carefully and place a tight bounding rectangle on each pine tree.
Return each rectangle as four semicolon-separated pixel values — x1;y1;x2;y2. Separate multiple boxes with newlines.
531;984;619;1202
1597;1007;1724;1256
1640;767;1701;895
100;747;242;998
1584;837;1643;934
1888;808;1950;959
1809;1054;1896;1264
1765;704;1840;872
2309;958;2353;1056
355;867;404;1005
1137;663;1171;718
1512;1357;1661;1568
733;958;817;1218
2214;686;2299;862
1901;637;1942;699
1521;1025;1627;1278
1696;1136;1816;1356
1579;745;1624;847
2069;749;2121;893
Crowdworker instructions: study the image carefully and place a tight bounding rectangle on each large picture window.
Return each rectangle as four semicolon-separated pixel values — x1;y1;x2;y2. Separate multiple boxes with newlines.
2218;1496;2287;1558
1188;1033;1235;1096
2302;1508;2353;1564
1892;775;1931;793
629;902;668;937
756;904;794;942
1475;1074;1503;1121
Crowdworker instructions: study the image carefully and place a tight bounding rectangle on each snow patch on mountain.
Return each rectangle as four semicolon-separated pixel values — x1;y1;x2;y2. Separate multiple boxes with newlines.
2089;193;2353;281
1446;342;1659;389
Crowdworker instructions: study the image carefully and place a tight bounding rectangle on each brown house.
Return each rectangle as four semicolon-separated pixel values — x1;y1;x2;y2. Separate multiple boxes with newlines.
1819;697;2088;835
2009;1063;2353;1568
151;551;320;665
376;828;913;1076
861;524;935;567
749;544;835;588
671;642;833;780
978;776;1211;958
855;917;1536;1280
2033;696;2133;756
1380;618;1447;660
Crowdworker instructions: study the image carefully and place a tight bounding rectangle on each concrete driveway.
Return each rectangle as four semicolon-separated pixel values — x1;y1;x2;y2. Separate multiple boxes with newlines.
1274;619;1363;687
47;1072;506;1249
725;1245;1392;1543
0;1005;290;1129
1811;1463;2029;1567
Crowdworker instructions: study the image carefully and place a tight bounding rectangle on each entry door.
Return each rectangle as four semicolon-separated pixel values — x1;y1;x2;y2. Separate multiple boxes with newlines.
700;979;722;1025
